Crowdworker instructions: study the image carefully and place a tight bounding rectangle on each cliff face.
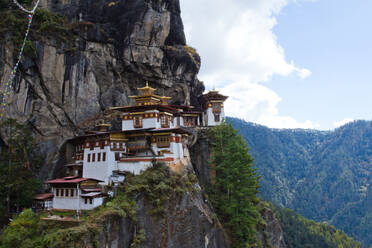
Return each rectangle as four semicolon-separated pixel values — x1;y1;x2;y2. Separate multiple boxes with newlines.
190;129;287;248
100;184;229;248
0;0;203;178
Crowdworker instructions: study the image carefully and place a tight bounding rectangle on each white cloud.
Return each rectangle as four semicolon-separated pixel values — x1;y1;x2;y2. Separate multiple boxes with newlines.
333;118;354;128
180;0;311;87
221;82;317;129
180;0;314;128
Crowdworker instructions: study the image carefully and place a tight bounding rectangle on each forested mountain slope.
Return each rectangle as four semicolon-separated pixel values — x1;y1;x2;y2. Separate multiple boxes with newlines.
228;117;372;246
271;204;362;248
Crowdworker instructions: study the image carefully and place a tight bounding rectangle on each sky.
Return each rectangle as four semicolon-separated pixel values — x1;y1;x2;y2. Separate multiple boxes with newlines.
180;0;372;130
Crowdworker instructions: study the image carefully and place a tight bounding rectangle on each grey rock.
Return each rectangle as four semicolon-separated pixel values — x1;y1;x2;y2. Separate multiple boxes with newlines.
0;0;204;180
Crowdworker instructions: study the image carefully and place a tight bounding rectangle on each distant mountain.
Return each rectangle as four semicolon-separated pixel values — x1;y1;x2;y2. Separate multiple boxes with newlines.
228;117;372;246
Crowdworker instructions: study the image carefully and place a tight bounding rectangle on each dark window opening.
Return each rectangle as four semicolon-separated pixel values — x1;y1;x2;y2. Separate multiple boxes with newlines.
134;116;143;128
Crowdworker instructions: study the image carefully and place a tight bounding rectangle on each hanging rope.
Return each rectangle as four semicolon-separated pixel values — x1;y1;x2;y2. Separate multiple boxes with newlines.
0;0;40;119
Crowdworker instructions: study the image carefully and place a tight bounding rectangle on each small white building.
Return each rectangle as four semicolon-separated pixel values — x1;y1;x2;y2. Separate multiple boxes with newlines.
199;90;228;127
46;177;104;211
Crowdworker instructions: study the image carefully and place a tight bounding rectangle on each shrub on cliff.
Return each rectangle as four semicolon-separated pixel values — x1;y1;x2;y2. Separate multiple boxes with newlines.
208;122;260;247
0;209;43;248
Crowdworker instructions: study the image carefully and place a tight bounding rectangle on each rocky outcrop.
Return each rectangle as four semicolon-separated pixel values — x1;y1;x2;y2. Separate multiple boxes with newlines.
190;128;212;188
257;204;287;248
0;0;204;179
100;191;229;248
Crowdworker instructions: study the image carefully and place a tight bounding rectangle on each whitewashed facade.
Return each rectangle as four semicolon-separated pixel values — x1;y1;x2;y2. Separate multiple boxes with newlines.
44;83;228;212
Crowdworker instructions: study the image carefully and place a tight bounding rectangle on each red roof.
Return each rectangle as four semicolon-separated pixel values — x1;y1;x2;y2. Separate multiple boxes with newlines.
34;193;54;200
46;177;103;184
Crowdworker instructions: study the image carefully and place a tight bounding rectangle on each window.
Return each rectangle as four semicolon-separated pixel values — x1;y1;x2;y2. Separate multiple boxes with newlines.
156;136;170;148
90;142;94;150
56;189;60;197
100;141;105;149
133;116;143;128
61;189;64;197
214;114;220;122
70;189;74;197
84;198;88;204
87;154;91;162
103;152;106;161
115;152;120;161
89;198;93;204
161;115;170;128
92;153;95;162
98;153;101;162
184;117;196;127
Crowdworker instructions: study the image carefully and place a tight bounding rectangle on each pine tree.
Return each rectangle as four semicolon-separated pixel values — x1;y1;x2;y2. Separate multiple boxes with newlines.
208;122;260;247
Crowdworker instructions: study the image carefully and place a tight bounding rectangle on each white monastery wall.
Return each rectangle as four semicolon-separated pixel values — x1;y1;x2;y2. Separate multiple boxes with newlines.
80;197;104;210
83;146;113;184
52;188;79;210
117;161;152;175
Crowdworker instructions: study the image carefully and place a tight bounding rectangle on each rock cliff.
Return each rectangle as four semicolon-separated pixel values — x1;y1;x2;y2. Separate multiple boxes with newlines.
0;0;204;179
99;174;230;248
190;129;286;248
0;1;286;247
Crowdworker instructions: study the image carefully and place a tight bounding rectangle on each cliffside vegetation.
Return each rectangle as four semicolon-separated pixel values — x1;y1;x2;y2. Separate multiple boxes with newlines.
0;119;41;228
207;122;260;247
228;117;372;246
271;204;363;248
0;0;77;60
0;164;198;247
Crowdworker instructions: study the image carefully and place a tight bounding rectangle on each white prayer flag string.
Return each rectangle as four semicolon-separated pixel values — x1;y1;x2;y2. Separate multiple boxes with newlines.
0;0;40;118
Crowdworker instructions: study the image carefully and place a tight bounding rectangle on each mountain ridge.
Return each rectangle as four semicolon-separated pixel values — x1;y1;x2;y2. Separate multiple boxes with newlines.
228;117;372;246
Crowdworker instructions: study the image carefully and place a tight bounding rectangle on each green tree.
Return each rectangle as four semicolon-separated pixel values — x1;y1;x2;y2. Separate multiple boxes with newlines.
208;122;260;247
0;119;42;227
0;209;43;248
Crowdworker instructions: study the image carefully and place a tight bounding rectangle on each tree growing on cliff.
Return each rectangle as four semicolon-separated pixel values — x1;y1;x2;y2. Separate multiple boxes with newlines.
0;119;41;227
208;122;260;247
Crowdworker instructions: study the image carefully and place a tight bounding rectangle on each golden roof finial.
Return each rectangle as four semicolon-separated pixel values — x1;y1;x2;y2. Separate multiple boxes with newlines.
137;81;156;96
97;119;111;127
210;86;218;93
96;119;111;132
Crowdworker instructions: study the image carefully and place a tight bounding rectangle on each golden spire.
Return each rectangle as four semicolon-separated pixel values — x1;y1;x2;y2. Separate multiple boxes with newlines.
210;86;219;93
97;119;111;132
137;81;156;96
